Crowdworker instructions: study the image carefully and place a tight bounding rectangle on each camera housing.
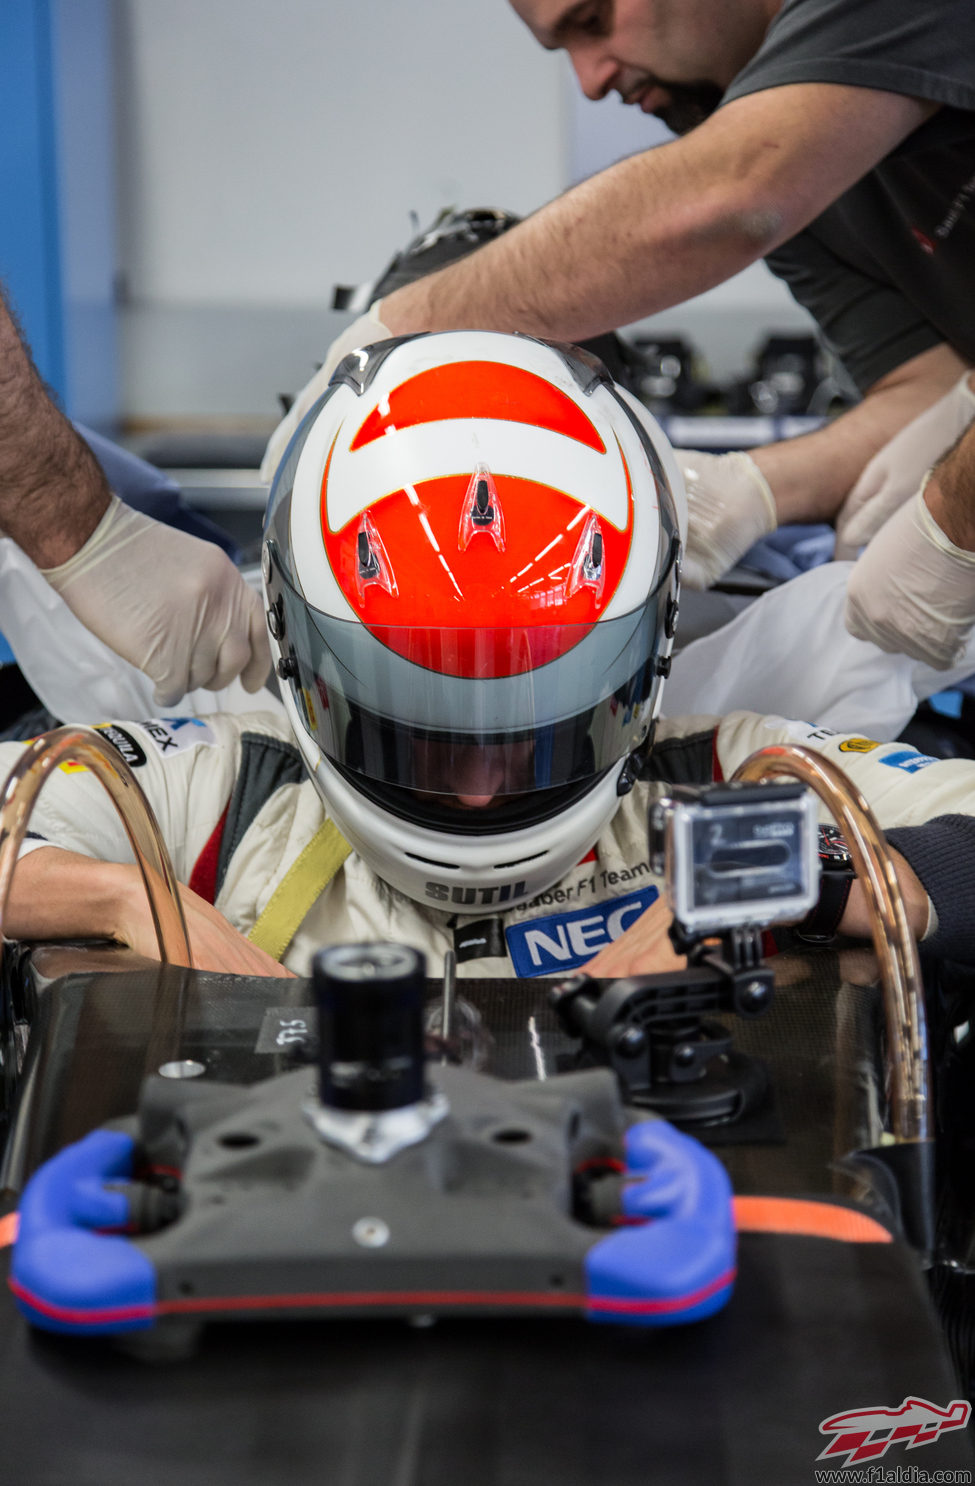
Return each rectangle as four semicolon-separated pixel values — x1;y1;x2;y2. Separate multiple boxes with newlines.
648;781;820;939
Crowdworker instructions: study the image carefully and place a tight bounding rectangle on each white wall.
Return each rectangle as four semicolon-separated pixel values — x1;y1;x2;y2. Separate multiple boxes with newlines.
114;0;566;423
113;1;816;426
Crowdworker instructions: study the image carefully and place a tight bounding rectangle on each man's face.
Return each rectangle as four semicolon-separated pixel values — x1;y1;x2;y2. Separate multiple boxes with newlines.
510;0;768;134
412;739;536;810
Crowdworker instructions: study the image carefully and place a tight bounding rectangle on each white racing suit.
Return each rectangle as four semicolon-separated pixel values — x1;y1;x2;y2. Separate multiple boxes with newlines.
8;709;975;977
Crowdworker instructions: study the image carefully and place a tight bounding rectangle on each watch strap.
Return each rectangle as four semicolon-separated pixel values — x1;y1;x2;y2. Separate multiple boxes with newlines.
795;870;854;944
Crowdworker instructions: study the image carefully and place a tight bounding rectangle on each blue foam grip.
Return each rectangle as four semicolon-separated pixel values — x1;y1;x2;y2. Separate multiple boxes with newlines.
584;1120;735;1327
10;1130;157;1334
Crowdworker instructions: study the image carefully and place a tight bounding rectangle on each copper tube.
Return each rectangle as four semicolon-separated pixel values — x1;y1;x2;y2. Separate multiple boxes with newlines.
0;726;191;966
732;744;929;1144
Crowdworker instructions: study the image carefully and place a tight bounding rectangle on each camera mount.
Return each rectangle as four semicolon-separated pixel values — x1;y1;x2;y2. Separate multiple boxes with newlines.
550;924;774;1126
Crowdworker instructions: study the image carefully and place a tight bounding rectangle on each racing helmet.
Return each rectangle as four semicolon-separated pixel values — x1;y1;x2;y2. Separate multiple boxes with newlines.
262;330;685;913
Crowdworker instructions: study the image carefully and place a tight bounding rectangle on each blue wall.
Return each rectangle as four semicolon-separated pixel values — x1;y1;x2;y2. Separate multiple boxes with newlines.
0;0;118;428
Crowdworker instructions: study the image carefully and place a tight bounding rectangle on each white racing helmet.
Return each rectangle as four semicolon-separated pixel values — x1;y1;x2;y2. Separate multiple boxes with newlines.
262;330;685;913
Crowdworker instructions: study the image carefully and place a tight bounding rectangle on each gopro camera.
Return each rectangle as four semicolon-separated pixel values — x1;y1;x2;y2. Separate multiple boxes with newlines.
648;781;820;938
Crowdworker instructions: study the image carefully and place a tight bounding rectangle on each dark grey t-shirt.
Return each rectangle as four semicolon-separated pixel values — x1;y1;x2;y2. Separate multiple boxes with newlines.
722;0;975;391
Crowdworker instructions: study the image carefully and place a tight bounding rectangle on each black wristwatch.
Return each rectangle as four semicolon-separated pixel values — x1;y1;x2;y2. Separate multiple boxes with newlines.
795;825;856;943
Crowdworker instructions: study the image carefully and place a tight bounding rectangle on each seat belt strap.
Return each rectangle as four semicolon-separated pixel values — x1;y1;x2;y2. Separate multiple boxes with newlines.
246;820;351;961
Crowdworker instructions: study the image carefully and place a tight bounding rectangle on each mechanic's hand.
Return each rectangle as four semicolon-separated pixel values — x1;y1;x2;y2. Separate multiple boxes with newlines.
581;895;687;979
845;489;975;668
259;301;392;484
677;449;777;590
41;496;270;706
116;876;296;979
835;372;975;558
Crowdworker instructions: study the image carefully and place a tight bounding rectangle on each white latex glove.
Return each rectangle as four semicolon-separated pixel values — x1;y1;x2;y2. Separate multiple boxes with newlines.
845;489;975;669
42;496;271;706
677;449;777;590
259;301;392;484
835;371;975;558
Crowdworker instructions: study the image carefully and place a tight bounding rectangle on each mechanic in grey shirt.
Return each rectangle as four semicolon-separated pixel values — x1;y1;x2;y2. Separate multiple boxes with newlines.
728;0;975;393
277;0;974;661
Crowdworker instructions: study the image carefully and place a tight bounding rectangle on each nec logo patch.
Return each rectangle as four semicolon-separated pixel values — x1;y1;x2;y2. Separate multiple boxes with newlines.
506;886;658;978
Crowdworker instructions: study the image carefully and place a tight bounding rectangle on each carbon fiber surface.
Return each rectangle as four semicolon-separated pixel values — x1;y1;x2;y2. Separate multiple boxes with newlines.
0;944;969;1485
6;947;885;1203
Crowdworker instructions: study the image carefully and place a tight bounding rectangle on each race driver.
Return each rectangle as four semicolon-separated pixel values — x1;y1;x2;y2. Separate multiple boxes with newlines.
3;334;971;979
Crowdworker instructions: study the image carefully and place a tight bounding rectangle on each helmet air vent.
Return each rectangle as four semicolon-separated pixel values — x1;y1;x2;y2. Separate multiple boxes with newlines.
357;530;380;579
355;512;397;598
458;465;505;552
565;511;606;599
472;478;494;526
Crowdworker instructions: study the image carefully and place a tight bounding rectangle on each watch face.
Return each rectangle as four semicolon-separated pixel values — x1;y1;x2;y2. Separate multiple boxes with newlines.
818;824;854;870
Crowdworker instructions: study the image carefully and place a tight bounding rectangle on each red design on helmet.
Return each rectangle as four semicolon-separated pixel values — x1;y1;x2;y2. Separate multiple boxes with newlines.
320;360;633;678
349;360;607;454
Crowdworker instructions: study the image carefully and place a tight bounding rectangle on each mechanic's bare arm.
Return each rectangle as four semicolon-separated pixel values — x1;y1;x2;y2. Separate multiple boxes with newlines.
0;285;270;703
4;846;295;979
0;291;110;567
678;343;973;590
925;413;975;550
380;83;935;343
752;343;972;525
581;849;929;978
